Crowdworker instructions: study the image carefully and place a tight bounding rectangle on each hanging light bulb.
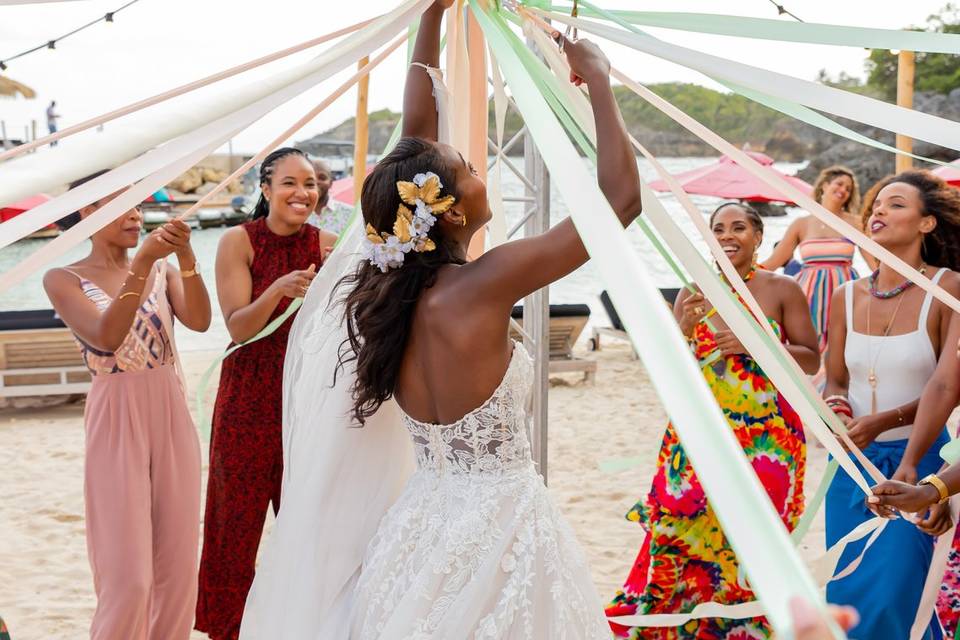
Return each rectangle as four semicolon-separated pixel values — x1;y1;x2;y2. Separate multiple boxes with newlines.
0;61;7;71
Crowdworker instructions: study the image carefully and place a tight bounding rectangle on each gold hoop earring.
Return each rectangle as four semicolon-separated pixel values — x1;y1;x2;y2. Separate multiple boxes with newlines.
461;214;467;227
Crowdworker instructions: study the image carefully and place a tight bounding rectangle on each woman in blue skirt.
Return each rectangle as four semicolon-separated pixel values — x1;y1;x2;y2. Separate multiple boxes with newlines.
823;170;960;639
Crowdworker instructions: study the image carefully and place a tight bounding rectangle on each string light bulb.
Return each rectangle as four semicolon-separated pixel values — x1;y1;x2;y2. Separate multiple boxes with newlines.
0;0;140;68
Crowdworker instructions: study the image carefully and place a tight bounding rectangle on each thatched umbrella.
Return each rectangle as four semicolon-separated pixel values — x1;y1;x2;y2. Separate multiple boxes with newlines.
0;75;36;99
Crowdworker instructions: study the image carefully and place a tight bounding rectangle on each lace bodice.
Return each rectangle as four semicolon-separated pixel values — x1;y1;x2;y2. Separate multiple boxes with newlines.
400;342;535;476
354;340;608;638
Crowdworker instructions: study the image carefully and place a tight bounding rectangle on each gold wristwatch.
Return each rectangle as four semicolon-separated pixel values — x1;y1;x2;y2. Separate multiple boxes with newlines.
918;474;950;505
180;262;200;278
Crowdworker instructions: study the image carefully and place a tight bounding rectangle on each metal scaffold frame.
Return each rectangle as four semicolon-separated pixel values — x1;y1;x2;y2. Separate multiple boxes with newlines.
485;80;551;484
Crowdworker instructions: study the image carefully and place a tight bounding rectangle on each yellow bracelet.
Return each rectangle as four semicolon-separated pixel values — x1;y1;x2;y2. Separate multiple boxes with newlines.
127;270;146;280
117;291;141;301
919;474;950;505
180;265;200;278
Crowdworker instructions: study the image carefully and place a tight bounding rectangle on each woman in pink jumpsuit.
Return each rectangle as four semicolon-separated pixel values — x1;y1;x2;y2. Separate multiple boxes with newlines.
43;174;212;639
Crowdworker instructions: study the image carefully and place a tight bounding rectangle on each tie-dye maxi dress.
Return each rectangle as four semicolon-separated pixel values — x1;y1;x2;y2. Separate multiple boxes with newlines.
937;446;960;639
606;317;806;639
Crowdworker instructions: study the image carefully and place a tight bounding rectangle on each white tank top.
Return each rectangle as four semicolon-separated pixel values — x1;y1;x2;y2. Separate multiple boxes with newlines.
843;269;944;441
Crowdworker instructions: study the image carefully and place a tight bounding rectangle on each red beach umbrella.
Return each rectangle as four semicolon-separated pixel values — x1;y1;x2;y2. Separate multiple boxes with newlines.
648;151;813;205
932;158;960;187
0;193;51;223
329;166;376;205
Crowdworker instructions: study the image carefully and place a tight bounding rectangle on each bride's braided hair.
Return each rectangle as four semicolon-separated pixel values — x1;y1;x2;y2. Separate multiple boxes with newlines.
860;170;960;271
335;137;463;425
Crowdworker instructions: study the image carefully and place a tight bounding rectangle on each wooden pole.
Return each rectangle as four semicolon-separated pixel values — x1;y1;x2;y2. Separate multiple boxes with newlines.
466;6;488;258
353;56;370;205
896;50;915;173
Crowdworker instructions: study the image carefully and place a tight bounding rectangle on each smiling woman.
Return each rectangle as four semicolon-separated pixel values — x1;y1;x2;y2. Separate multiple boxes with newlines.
194;146;338;640
607;201;820;639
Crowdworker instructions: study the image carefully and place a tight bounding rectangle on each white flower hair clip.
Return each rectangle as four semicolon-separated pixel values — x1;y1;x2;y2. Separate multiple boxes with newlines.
362;172;455;273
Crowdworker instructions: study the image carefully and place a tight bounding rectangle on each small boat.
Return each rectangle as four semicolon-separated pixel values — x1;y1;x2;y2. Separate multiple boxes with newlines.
224;195;252;226
142;209;170;232
197;209;225;229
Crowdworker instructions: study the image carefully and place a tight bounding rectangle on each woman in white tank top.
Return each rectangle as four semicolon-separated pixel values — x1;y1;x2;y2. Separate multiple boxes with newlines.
822;170;960;639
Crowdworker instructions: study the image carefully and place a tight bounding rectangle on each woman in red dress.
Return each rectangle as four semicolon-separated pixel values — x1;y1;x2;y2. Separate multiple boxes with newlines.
195;147;337;640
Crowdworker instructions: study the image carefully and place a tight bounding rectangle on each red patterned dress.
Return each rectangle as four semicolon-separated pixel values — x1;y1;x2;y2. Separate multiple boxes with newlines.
937;441;960;639
606;316;806;639
195;217;320;640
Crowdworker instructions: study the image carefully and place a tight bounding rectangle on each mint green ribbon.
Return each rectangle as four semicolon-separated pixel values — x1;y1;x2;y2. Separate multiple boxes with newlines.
476;5;836;634
550;6;960;55
571;0;953;169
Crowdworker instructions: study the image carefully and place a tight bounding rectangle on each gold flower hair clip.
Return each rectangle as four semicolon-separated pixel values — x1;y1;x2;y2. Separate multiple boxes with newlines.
363;172;456;272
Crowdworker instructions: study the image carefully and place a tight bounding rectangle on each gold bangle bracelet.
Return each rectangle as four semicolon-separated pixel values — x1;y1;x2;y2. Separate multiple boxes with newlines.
919;474;950;505
127;270;146;280
117;291;141;301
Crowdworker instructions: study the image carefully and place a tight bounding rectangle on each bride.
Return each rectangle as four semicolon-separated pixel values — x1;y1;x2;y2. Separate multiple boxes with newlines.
240;2;642;637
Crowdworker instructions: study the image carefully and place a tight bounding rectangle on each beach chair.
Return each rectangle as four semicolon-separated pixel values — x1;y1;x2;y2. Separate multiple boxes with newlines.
509;303;597;383
589;289;680;357
0;310;91;399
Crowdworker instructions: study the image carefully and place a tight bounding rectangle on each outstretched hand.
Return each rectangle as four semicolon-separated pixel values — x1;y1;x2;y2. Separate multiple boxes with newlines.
790;597;858;639
552;32;610;86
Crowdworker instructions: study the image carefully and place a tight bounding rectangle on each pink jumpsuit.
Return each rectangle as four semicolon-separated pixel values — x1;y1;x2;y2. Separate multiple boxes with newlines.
65;267;201;640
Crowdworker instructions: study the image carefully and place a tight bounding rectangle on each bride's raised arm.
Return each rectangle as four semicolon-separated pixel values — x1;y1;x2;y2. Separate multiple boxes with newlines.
465;34;642;308
402;0;453;141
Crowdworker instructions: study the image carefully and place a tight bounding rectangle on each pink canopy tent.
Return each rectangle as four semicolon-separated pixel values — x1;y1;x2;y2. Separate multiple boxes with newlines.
648;151;813;205
932;158;960;187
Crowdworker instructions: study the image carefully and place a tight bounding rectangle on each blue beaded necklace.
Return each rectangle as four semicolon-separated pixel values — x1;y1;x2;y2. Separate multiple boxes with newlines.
867;265;925;299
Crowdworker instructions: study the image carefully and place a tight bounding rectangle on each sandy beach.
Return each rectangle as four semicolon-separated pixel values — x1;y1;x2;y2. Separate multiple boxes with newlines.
0;342;830;640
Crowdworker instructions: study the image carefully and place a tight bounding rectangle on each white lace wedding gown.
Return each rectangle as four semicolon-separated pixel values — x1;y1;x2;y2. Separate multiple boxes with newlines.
240;223;605;640
349;341;608;639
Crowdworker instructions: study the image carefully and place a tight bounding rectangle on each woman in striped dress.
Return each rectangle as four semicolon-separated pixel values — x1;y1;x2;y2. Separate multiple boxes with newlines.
761;166;867;355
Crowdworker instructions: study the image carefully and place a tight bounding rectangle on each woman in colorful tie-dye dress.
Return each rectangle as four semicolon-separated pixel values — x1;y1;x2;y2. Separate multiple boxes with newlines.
607;203;820;639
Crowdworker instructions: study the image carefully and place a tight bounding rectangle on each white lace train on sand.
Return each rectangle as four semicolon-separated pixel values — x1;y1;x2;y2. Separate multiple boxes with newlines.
350;343;608;639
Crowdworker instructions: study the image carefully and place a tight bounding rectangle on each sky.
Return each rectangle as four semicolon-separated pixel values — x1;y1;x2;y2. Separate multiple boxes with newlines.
0;0;954;154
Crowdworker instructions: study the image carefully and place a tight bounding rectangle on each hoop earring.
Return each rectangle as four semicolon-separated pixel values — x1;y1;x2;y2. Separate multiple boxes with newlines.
461;214;467;227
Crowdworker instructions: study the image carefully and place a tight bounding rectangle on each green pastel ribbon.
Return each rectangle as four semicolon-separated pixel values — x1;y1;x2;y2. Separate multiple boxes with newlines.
572;0;953;169
550;6;960;54
476;5;836;635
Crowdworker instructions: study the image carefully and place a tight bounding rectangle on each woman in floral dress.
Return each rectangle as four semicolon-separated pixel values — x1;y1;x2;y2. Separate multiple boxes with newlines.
607;203;820;639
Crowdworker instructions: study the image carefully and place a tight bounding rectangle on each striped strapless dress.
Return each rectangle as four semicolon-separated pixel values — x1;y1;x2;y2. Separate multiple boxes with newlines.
795;237;858;353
